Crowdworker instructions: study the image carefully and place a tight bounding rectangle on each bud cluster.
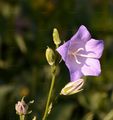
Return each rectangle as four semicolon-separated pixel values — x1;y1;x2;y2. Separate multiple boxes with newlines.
45;28;61;66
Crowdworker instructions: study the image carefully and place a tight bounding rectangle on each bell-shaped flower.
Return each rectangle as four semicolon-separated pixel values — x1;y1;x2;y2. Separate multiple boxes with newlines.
56;25;104;81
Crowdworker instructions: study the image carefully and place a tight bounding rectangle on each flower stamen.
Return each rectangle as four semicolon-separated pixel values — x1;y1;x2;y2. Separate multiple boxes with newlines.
73;54;81;64
72;48;85;64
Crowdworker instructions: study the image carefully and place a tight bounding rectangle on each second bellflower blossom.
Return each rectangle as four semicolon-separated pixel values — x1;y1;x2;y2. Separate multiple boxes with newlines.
56;25;104;81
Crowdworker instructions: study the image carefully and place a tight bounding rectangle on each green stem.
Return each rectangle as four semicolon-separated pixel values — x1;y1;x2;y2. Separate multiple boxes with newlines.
42;67;56;120
19;115;25;120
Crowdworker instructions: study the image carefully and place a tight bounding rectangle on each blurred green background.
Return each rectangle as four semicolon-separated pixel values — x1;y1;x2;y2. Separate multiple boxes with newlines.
0;0;113;120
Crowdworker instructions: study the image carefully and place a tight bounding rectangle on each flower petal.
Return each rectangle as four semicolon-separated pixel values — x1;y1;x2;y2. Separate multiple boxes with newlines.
70;70;83;82
81;58;101;76
65;55;83;81
85;39;104;58
56;41;70;61
71;25;91;43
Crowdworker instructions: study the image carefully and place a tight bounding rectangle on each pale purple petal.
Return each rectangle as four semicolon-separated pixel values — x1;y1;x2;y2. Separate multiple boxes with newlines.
65;55;83;81
68;41;84;53
85;39;104;58
56;41;70;61
70;25;91;43
81;58;101;76
70;71;83;82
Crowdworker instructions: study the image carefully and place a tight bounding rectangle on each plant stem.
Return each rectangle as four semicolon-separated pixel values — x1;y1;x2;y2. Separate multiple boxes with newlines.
42;66;56;120
19;115;25;120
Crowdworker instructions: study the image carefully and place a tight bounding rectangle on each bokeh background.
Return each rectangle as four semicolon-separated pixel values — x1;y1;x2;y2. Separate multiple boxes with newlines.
0;0;113;120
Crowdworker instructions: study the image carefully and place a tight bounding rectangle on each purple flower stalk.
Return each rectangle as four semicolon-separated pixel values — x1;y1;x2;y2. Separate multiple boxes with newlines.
56;25;104;81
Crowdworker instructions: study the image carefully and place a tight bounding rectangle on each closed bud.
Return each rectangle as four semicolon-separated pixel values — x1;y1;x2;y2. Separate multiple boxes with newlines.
48;103;52;114
15;99;28;115
45;47;55;66
60;79;84;95
32;116;37;120
53;28;61;47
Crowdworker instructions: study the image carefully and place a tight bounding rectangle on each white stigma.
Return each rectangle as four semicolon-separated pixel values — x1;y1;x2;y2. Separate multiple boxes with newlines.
73;54;81;64
72;48;84;64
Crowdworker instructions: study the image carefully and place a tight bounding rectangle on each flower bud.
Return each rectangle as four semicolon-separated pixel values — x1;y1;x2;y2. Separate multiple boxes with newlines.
48;103;52;114
32;116;37;120
15;100;28;115
60;79;84;95
45;47;55;66
53;28;61;47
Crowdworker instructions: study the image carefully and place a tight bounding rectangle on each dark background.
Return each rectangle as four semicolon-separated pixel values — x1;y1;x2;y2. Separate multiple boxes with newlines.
0;0;113;120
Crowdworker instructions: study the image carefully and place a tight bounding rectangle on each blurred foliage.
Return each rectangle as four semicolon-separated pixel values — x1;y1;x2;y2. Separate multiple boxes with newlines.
0;0;113;120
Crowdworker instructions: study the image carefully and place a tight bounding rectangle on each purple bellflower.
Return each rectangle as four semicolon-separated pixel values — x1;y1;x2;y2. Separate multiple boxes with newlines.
56;25;104;81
